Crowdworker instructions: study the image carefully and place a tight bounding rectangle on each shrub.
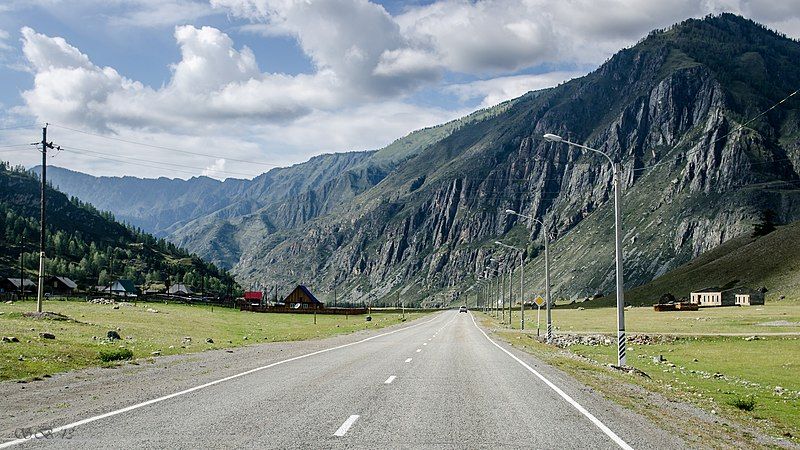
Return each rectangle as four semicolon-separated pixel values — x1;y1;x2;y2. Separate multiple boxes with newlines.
728;395;756;411
99;348;134;362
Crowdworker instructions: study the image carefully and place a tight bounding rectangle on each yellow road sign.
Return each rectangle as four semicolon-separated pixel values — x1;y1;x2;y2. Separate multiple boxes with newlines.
534;296;545;307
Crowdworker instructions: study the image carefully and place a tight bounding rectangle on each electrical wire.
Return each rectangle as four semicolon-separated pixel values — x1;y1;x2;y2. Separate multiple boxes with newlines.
49;123;281;168
631;87;800;174
60;145;261;178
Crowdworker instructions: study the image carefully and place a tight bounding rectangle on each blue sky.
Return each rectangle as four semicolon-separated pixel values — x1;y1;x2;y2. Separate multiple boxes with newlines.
0;0;798;179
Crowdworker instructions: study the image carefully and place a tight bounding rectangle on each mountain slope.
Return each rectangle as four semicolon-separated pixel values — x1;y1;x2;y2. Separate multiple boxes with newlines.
0;163;237;293
39;14;800;306
235;14;800;304
621;220;800;306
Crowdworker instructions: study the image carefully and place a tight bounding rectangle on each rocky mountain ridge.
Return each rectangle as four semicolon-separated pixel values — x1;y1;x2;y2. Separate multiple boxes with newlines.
40;14;800;306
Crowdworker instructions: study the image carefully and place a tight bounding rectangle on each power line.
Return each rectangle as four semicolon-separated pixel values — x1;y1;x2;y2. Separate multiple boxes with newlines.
49;123;281;168
0;123;38;131
60;145;262;178
58;146;250;178
631;87;800;174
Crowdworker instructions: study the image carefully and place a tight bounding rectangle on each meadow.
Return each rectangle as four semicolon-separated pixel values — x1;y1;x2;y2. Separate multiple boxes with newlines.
482;302;800;447
0;299;428;381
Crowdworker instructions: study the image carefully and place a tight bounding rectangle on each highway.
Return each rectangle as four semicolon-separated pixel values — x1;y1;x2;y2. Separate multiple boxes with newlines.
5;311;684;449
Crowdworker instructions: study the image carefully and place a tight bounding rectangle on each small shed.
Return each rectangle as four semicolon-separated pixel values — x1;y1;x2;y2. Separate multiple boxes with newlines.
1;278;36;293
168;283;193;295
47;276;78;295
283;285;324;310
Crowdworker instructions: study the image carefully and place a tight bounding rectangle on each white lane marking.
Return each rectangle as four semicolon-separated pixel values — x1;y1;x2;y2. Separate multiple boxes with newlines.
334;415;360;437
423;343;427;346
405;358;413;363
384;375;397;384
0;314;446;449
468;313;634;450
416;348;421;352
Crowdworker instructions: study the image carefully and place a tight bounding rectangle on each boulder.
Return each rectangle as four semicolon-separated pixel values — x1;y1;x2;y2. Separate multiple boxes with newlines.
39;332;55;339
2;336;19;343
106;330;121;340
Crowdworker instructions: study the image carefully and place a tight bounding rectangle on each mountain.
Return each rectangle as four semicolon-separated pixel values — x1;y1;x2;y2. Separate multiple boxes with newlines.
617;218;800;307
0;163;237;293
40;14;800;306
39;101;512;270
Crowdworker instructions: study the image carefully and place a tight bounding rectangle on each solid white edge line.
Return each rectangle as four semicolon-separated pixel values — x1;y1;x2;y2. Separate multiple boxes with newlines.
333;415;360;437
384;375;397;384
0;314;445;449
468;312;634;450
405;358;412;363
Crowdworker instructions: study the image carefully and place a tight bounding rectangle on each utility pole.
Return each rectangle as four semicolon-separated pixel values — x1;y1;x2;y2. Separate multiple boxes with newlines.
36;124;58;313
19;237;25;300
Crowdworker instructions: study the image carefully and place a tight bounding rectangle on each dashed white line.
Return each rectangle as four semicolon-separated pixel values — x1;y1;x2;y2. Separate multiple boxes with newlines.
334;415;360;437
423;343;427;346
384;375;397;384
468;313;634;450
416;348;421;352
405;358;413;363
0;313;447;449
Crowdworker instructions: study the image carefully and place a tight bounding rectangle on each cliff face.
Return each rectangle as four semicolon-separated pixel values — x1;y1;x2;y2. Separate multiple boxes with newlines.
232;14;800;304
41;15;800;305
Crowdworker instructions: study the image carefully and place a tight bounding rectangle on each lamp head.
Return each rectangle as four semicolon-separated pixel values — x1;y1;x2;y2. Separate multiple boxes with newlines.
494;241;503;245
543;133;563;142
505;209;516;215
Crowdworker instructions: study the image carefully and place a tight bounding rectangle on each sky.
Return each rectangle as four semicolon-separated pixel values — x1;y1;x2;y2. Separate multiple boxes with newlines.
0;0;799;180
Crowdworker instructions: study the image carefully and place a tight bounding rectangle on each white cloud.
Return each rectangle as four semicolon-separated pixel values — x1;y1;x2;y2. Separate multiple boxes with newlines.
6;0;800;181
446;71;587;108
0;30;11;52
202;158;227;176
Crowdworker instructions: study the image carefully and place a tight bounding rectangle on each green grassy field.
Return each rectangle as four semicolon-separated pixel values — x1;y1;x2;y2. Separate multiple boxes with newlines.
0;300;429;381
482;304;800;446
495;301;800;334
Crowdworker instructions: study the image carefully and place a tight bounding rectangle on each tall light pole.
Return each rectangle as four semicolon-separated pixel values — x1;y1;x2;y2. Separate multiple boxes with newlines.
542;133;627;366
495;241;525;330
505;210;553;342
486;265;501;319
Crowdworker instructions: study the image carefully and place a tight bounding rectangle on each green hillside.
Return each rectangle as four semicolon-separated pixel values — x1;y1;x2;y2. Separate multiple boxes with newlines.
584;219;800;308
0;162;238;294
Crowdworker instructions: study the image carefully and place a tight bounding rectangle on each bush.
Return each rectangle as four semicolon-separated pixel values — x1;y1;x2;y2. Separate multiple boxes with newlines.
728;395;756;411
99;348;134;362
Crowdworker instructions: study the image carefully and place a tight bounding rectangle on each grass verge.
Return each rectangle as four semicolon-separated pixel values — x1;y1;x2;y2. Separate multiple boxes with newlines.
0;300;430;381
479;311;799;449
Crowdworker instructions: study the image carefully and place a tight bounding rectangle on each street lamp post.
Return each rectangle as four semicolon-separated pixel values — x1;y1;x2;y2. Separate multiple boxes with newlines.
505;210;552;342
542;133;627;366
495;241;525;330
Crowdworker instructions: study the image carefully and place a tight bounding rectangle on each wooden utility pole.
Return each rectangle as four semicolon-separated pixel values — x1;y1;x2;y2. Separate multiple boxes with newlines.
36;124;58;313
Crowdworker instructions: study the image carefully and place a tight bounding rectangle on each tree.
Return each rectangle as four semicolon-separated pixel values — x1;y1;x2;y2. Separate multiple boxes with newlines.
752;209;777;237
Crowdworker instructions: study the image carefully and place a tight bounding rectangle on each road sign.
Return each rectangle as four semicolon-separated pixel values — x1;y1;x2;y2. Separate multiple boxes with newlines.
534;296;545;307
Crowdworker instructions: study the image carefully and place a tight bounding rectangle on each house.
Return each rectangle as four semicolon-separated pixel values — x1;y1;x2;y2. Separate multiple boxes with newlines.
690;287;764;307
283;285;324;310
690;288;732;307
733;288;765;306
46;276;78;295
108;279;137;297
1;278;36;293
168;283;192;296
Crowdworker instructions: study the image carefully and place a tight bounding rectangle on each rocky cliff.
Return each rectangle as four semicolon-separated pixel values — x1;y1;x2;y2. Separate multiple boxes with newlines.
41;15;800;306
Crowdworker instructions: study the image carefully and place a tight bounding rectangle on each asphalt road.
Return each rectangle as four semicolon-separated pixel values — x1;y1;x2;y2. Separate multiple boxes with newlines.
5;311;684;449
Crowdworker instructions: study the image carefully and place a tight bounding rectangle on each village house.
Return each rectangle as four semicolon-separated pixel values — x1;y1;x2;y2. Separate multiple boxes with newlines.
99;279;138;297
168;283;193;296
46;276;78;296
283;285;324;310
1;277;36;293
690;287;765;307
